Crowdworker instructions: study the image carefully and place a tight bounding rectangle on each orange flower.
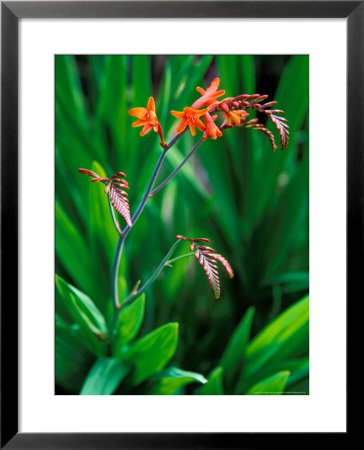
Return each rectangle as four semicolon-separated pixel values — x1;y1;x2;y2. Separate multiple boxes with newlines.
129;97;166;147
171;78;225;136
192;77;225;109
203;113;222;140
170;106;209;136
225;110;249;126
218;102;248;126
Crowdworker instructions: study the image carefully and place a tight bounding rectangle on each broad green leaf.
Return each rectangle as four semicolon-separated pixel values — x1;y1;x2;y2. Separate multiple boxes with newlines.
113;294;145;356
123;323;178;384
220;307;255;384
96;55;127;124
55;318;94;392
240;296;309;388
247;371;290;395
80;358;129;395
248;296;308;357
89;55;106;91
55;201;97;297
56;275;108;356
239;55;255;93
285;358;309;388
151;367;207;395
199;367;224;395
94;55;129;168
241;356;309;394
55;55;89;131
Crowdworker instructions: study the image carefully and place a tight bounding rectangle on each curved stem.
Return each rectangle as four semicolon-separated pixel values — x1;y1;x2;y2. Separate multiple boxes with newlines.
111;231;128;308
165;253;194;266
148;137;204;198
109;240;182;338
110;145;164;309
130;148;167;225
110;132;185;310
119;240;182;309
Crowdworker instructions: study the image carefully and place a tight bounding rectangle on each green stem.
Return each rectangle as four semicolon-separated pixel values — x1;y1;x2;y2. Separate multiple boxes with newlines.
165;253;194;266
119;240;182;309
149;136;204;198
110;233;128;309
110;144;164;309
110;132;185;310
109;240;182;338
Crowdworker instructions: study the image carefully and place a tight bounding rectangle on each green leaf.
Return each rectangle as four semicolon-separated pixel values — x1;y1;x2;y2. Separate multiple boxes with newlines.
113;294;145;356
55;275;108;356
123;323;178;384
55;201;97;297
80;358;129;395
242;356;309;394
285;358;309;388
95;55;129;169
55;55;89;131
220;307;255;385
239;296;309;390
246;371;290;395
266;271;309;286
55;318;94;392
199;367;224;395
239;55;255;93
151;367;207;395
274;55;309;134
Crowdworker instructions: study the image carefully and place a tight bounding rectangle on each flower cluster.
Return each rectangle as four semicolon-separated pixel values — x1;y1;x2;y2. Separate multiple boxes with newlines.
128;77;289;151
80;75;290;306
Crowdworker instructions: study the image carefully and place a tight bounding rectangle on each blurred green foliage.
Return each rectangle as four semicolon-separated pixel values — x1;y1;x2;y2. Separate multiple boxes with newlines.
55;55;309;395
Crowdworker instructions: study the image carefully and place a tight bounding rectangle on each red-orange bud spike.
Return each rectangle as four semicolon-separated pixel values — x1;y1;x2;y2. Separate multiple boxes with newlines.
78;168;100;178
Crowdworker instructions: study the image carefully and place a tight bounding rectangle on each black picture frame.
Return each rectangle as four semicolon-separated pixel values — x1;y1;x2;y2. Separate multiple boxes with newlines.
1;1;356;448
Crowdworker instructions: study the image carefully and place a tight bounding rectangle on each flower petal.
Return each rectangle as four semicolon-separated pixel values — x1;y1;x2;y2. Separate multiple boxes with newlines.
176;119;188;133
132;119;147;128
129;107;147;119
171;110;185;119
194;117;206;132
140;124;153;136
188;122;196;136
147;96;156;112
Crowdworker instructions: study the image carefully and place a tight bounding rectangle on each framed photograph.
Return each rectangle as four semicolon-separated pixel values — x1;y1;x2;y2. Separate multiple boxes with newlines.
1;1;355;447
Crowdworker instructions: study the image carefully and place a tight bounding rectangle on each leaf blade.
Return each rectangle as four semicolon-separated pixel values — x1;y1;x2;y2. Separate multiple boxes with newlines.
123;323;179;384
247;370;290;395
80;358;129;395
151;367;207;395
